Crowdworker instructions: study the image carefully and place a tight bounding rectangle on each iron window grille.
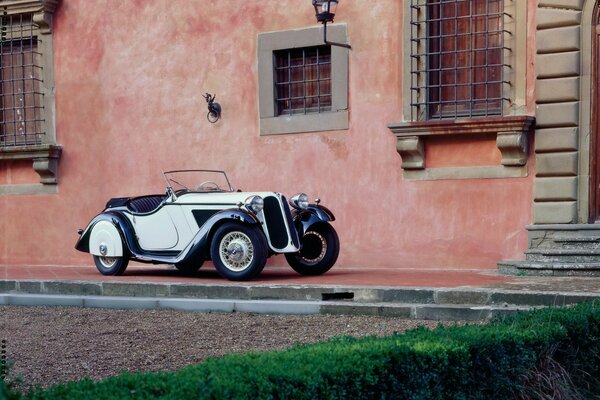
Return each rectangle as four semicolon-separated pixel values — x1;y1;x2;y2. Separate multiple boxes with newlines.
274;46;332;116
0;13;44;147
410;0;511;120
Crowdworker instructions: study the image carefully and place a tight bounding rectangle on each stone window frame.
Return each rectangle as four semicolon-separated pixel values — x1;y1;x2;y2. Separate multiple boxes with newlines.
0;0;60;196
257;25;349;135
388;0;530;181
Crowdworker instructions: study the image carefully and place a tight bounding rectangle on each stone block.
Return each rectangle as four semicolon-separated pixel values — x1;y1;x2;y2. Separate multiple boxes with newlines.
413;305;493;321
320;303;412;318
536;77;580;104
536;52;580;79
0;280;16;293
102;282;170;297
234;300;320;315
534;127;579;153
537;8;581;29
535;152;578;176
434;290;490;305
169;284;250;299
538;0;584;10
44;281;102;296
535;102;579;128
8;294;83;307
84;296;158;310
533;201;578;224
489;292;592;307
533;176;578;201
381;289;435;304
17;281;43;294
158;298;235;313
248;286;324;301
537;26;580;54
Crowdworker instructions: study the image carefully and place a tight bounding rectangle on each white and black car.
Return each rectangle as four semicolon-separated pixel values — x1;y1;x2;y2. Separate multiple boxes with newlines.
75;170;339;281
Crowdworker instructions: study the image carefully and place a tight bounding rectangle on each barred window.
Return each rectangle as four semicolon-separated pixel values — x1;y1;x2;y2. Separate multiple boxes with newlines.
0;14;44;147
410;0;509;120
274;46;332;116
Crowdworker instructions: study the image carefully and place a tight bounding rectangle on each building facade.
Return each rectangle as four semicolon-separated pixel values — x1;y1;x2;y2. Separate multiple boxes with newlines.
0;0;595;274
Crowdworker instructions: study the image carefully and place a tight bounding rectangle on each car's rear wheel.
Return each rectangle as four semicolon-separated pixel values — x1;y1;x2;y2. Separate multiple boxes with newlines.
175;260;204;276
211;222;267;281
285;223;339;276
93;255;129;276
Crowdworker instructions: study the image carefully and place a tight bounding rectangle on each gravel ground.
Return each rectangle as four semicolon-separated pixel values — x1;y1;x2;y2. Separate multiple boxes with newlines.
1;306;459;390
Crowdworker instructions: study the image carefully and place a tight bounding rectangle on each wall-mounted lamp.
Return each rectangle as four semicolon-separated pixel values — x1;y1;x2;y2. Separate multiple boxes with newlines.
203;93;221;123
312;0;351;49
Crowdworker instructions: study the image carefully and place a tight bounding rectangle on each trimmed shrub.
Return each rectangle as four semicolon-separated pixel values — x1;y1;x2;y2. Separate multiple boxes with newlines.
12;301;600;400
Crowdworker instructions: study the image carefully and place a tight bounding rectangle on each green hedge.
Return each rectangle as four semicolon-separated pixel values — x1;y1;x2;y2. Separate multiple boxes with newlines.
7;302;600;400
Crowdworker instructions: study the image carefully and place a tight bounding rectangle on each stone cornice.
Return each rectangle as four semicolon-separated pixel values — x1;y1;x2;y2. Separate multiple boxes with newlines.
388;116;535;171
2;0;60;33
0;144;62;184
388;116;536;138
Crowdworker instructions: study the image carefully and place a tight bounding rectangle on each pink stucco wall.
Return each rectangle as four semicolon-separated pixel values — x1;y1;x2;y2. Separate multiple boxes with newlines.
0;0;537;269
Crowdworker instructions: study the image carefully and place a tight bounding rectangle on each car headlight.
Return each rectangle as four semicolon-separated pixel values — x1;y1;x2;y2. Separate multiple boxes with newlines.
244;195;264;214
289;193;309;210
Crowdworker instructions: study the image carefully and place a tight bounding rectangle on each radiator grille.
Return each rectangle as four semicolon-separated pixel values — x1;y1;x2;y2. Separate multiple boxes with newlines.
263;196;290;250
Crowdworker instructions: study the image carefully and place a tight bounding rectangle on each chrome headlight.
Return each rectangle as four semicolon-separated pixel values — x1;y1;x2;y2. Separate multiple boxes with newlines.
289;193;309;210
244;195;264;214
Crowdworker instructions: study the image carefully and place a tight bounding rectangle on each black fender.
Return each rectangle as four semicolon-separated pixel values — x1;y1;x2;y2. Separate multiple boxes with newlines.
74;211;137;254
181;208;261;261
293;205;335;237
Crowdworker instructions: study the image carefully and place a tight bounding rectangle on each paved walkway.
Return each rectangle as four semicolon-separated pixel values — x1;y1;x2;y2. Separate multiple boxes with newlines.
2;264;514;287
3;264;600;320
3;264;600;293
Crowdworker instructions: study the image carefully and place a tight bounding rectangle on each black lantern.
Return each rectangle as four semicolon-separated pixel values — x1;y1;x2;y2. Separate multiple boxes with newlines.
311;0;351;49
313;0;338;23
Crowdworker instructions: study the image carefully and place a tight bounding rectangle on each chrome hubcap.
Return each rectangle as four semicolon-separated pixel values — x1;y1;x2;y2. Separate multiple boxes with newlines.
220;232;253;271
98;256;117;269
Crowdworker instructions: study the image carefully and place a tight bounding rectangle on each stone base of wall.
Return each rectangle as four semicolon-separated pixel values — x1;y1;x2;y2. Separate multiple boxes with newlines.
498;224;600;276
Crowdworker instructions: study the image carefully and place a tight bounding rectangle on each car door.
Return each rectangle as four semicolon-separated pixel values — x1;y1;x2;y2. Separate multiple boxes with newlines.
132;206;180;251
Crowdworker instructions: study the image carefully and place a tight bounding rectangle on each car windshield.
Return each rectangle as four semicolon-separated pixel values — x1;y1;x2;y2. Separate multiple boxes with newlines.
163;170;233;193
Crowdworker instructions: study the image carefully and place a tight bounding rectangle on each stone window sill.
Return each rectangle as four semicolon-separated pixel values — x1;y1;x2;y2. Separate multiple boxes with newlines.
387;116;535;180
0;144;62;184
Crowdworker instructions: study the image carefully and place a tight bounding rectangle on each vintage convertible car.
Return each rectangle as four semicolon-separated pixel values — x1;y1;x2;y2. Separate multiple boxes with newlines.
75;170;339;281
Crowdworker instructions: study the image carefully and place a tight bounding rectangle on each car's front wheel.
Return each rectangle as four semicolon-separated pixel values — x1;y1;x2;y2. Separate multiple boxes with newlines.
285;223;339;276
211;222;268;281
93;255;129;276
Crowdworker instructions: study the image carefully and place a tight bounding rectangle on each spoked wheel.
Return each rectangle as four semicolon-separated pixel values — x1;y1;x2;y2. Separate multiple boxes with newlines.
175;260;204;276
93;255;129;276
211;222;268;281
285;223;339;276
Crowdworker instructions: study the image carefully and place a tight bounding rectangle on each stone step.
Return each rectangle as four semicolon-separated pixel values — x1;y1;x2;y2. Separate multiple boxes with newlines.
553;236;600;243
498;260;600;277
526;248;600;263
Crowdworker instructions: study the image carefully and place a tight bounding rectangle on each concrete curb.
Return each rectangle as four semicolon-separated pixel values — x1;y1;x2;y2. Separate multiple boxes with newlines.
0;293;542;321
2;279;600;305
2;279;600;320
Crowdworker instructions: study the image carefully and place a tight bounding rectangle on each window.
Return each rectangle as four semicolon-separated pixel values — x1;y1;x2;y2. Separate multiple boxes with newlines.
0;0;60;193
0;13;44;147
274;46;332;116
257;25;349;135
390;0;530;180
410;0;509;120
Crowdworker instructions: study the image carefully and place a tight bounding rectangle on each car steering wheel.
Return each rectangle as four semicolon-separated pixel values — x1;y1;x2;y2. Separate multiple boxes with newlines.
197;181;221;191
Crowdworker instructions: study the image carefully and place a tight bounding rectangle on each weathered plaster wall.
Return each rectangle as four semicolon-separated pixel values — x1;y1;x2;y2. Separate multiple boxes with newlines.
0;0;537;269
